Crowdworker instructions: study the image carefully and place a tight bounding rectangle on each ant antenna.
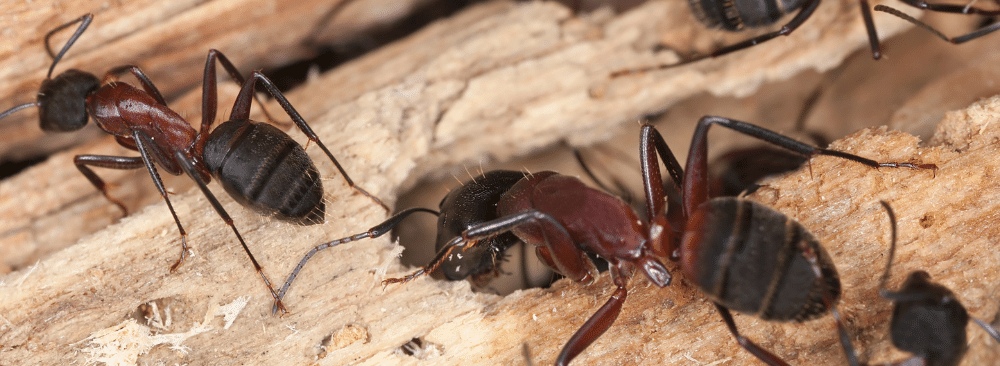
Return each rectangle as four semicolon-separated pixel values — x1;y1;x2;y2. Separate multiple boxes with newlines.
44;14;94;78
0;103;38;121
878;200;898;291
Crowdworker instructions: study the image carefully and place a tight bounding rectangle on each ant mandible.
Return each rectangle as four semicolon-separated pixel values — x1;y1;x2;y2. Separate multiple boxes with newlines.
859;201;1000;366
0;14;389;314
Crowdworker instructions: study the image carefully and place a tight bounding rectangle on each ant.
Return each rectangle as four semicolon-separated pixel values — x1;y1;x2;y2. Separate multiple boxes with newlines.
707;89;829;197
874;1;1000;45
276;114;935;364
613;0;1000;76
611;0;885;76
860;201;1000;366
276;159;628;306
0;14;388;314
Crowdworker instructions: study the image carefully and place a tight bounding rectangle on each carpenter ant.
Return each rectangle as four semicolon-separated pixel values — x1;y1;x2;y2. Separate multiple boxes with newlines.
611;0;885;76
0;14;388;314
859;201;1000;366
874;1;1000;45
709;85;829;197
379;116;934;365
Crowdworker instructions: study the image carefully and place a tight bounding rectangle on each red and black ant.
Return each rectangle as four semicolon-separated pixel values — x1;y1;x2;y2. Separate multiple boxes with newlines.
859;201;1000;366
0;14;388;314
273;114;934;364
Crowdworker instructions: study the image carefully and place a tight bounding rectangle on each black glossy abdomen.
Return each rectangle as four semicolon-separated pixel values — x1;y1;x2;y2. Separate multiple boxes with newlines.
203;120;324;225
687;0;804;30
682;197;839;322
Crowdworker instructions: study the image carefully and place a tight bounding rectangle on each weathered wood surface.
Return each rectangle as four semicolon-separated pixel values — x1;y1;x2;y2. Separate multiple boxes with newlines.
4;1;1000;365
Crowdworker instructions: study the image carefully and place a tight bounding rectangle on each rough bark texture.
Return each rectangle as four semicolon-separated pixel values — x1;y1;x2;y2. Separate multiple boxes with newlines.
2;1;999;366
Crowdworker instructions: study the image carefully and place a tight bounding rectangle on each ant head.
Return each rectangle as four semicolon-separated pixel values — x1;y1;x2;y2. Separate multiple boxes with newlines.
37;69;99;132
435;170;525;281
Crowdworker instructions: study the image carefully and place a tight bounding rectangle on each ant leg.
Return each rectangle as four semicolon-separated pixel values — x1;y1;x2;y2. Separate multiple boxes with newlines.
715;304;792;366
73;155;144;215
611;0;881;77
858;0;882;59
896;0;1000;14
555;284;628;366
76;149;191;272
875;5;1000;44
639;124;685;258
105;65;168;106
168;144;288;315
383;210;595;286
230;71;390;212
43;13;93;78
274;207;438;314
683;116;936;217
128;131;196;273
193;49;280;156
612;0;868;77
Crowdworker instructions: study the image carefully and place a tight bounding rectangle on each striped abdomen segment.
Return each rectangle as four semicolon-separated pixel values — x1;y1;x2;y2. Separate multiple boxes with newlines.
686;0;805;30
681;197;840;322
203;120;325;225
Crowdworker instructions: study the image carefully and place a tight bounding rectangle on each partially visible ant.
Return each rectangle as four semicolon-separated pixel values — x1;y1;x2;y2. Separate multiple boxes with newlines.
860;201;1000;366
0;14;388;314
874;1;1000;45
613;0;1000;77
281;115;932;364
611;0;885;76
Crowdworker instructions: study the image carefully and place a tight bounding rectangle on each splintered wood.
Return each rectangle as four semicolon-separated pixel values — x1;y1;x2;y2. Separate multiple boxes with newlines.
2;1;999;366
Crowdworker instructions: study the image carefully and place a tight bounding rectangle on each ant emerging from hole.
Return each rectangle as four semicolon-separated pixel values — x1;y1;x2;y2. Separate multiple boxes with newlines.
612;0;1000;77
860;201;1000;366
0;14;388;314
275;115;935;364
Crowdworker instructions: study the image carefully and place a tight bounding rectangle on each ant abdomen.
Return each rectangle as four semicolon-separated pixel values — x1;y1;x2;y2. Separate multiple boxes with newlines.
687;0;804;31
682;197;841;321
37;69;99;132
203;120;324;225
